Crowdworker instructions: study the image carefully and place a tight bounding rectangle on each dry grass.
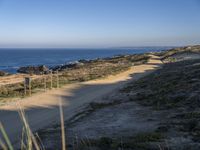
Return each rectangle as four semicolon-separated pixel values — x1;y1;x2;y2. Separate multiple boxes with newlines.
0;101;67;150
0;54;151;149
59;99;66;150
0;54;150;102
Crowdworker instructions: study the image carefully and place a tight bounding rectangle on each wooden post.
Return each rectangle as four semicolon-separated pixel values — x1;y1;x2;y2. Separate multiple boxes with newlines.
24;80;27;96
44;75;47;92
29;78;31;96
50;70;53;89
24;77;31;96
57;70;59;88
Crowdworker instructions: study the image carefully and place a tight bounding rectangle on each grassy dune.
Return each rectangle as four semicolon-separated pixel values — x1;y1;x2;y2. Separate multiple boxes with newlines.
120;58;200;149
157;45;200;62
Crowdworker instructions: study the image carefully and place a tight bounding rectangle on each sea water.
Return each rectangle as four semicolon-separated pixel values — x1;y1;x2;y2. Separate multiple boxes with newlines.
0;47;171;73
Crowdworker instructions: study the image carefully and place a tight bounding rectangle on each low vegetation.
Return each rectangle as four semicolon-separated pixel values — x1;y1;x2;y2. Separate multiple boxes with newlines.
157;45;200;62
123;58;200;110
72;132;164;150
0;54;150;102
120;57;200;149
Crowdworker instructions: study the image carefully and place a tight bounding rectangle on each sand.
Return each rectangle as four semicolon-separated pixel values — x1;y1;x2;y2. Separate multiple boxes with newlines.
0;55;162;147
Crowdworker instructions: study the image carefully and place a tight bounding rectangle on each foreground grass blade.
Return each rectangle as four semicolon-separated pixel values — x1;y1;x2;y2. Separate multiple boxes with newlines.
35;133;45;150
17;104;40;150
21;127;27;150
0;137;8;150
0;123;14;150
59;99;66;150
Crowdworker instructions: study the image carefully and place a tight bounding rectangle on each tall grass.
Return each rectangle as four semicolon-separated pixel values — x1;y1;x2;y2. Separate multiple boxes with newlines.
0;101;67;150
0;102;168;150
18;106;40;150
0;54;150;101
0;123;14;150
59;99;66;150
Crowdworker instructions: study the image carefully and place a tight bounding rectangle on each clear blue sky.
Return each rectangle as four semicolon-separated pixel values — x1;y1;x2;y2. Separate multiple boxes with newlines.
0;0;200;48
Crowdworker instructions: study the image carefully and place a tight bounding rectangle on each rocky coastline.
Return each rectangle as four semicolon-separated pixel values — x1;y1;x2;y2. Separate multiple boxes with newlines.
15;54;150;75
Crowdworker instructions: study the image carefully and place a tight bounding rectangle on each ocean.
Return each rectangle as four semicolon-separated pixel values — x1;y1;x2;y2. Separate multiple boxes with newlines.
0;47;170;73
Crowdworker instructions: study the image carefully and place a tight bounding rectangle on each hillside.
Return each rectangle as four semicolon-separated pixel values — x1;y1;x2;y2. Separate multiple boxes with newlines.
158;45;200;62
39;53;200;150
120;58;200;149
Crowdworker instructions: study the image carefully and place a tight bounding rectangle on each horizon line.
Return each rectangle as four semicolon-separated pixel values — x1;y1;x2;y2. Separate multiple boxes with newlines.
0;45;183;49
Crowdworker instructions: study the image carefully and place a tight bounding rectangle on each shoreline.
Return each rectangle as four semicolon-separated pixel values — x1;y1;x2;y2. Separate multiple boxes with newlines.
0;53;150;103
1;45;199;100
0;47;169;74
0;53;146;75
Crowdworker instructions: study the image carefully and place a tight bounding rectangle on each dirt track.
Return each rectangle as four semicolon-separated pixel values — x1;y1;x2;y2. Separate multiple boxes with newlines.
0;55;162;147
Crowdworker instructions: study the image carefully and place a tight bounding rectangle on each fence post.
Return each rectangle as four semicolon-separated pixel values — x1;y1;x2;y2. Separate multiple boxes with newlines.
24;80;27;96
50;70;53;89
29;78;31;96
57;70;59;88
44;74;47;92
24;77;31;96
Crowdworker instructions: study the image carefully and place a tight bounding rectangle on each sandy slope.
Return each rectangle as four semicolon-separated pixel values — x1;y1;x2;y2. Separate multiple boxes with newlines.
0;55;162;147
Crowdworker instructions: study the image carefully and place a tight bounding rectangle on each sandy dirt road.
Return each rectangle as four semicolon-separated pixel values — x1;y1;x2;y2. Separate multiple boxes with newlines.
0;55;162;147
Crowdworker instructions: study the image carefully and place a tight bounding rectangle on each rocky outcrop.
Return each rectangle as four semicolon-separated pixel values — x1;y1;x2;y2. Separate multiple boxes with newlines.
52;61;85;71
0;71;9;76
17;65;49;75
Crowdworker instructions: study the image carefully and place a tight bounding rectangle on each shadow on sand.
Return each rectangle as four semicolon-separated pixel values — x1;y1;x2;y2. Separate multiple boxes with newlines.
0;63;161;147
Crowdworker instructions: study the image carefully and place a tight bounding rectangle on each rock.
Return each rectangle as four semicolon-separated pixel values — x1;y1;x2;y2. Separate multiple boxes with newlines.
78;59;89;63
0;71;9;76
17;65;49;75
52;61;84;71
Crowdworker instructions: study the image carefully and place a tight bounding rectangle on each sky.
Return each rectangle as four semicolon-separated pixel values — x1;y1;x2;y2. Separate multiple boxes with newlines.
0;0;200;48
